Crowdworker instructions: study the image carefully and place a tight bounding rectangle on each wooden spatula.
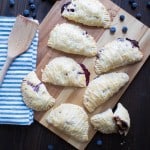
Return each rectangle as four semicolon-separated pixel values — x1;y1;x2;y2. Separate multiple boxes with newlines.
0;15;39;86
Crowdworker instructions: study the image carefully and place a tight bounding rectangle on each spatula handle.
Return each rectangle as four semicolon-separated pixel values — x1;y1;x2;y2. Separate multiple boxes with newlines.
0;56;14;86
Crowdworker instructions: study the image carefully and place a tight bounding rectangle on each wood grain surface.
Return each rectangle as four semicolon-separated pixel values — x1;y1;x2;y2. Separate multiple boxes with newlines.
0;0;150;150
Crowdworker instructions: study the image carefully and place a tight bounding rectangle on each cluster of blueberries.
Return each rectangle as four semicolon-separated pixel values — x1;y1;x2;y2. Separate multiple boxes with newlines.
9;0;46;19
110;0;150;34
129;0;150;20
110;15;128;34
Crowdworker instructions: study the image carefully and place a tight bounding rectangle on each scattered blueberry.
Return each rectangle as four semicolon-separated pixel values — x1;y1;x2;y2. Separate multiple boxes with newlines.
28;0;34;5
30;4;36;11
23;9;30;17
120;15;125;21
128;0;135;4
122;26;128;33
48;144;54;150
136;13;142;20
32;12;36;19
147;1;150;9
9;0;15;7
131;2;138;9
96;139;103;146
110;27;116;34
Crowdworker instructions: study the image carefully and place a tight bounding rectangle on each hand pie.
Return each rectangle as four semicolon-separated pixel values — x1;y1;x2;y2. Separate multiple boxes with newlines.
48;23;97;57
114;103;130;136
42;57;90;87
95;38;143;74
83;72;129;112
61;0;111;28
46;103;89;142
21;71;55;111
91;103;130;136
91;109;117;134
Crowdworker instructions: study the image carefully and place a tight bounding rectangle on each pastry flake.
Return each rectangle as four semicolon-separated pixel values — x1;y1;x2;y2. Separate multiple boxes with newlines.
83;72;129;112
48;23;97;57
21;71;55;111
91;109;117;134
42;57;90;87
61;0;111;28
46;103;89;142
95;38;143;74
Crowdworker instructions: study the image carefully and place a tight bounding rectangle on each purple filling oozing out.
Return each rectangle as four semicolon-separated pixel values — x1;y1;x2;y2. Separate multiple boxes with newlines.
61;1;71;13
126;38;139;48
79;64;90;86
26;81;42;92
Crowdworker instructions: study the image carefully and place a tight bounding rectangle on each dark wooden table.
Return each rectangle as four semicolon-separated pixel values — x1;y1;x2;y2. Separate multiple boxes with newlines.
0;0;149;150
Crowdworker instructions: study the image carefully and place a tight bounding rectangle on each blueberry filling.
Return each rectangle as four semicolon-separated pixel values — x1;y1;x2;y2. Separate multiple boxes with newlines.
61;1;71;13
126;38;139;48
79;64;90;86
117;38;125;42
114;116;128;134
26;81;42;92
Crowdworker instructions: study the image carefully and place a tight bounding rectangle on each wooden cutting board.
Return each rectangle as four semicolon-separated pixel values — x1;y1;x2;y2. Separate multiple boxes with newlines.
34;0;150;149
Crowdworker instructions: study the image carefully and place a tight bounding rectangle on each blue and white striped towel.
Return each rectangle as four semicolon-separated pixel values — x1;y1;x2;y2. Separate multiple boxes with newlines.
0;17;38;125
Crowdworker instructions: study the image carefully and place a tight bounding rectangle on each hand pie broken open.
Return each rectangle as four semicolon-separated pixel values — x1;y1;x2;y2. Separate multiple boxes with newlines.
91;103;130;136
42;57;90;87
48;23;97;57
95;38;143;74
83;72;129;112
46;103;89;142
91;109;117;134
61;0;111;28
21;71;55;111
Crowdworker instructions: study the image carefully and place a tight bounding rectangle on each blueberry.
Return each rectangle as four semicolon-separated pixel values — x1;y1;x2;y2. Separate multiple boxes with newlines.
131;2;138;9
136;13;142;20
28;0;34;5
110;27;116;34
128;0;135;4
48;144;54;150
147;1;150;9
122;26;128;33
23;9;30;17
32;12;36;19
30;4;36;11
120;15;125;21
9;0;15;7
96;139;103;146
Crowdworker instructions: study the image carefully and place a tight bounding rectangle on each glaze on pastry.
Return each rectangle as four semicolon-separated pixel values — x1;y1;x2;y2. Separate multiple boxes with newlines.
83;72;129;112
61;0;111;28
42;57;90;87
21;71;55;111
95;38;143;74
48;23;97;57
46;103;89;142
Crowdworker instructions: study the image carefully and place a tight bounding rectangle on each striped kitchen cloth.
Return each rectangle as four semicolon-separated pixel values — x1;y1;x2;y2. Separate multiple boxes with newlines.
0;17;38;125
